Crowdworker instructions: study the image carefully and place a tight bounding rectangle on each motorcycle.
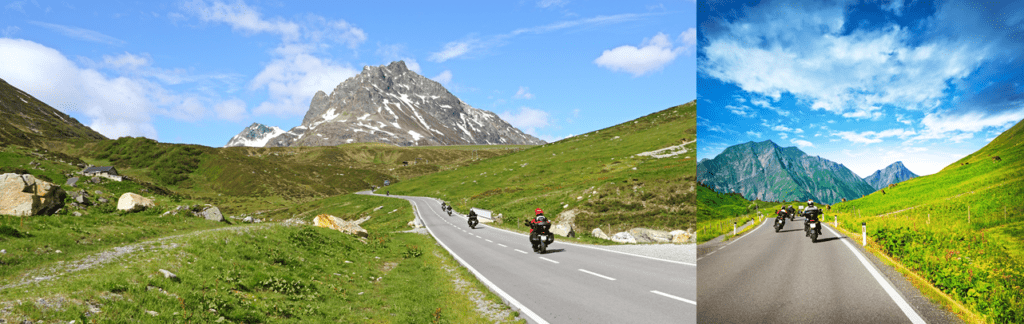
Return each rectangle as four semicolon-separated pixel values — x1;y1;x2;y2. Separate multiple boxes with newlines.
528;218;554;253
806;218;820;243
447;206;452;216
774;216;785;233
468;214;479;229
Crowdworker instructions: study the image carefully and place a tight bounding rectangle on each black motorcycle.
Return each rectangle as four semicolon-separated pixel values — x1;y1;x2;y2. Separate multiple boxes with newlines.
441;202;447;211
446;206;452;216
805;213;822;243
774;216;786;233
527;218;554;253
467;211;479;229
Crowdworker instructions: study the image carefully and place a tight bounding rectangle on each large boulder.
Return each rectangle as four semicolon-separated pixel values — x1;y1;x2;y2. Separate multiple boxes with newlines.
0;173;66;216
552;209;578;237
199;206;224;222
670;230;694;244
591;228;610;240
117;192;155;212
610;231;637;244
72;190;91;205
314;214;369;237
629;228;673;243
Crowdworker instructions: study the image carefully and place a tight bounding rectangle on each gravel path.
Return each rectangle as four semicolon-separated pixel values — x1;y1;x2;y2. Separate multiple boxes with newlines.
0;224;273;292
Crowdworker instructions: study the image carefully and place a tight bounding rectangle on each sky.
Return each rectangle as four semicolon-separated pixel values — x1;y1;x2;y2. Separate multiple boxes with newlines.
0;0;696;147
696;0;1024;177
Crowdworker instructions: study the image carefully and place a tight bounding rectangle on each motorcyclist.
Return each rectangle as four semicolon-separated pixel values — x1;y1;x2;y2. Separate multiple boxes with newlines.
524;208;553;251
446;205;453;215
787;205;796;221
803;200;823;237
467;209;479;227
775;207;788;226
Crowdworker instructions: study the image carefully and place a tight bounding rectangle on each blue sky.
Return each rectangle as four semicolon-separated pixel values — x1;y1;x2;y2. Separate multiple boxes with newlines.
697;0;1024;177
0;0;695;147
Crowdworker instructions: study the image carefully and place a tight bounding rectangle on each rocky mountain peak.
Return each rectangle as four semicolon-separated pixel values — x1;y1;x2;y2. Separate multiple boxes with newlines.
864;161;918;190
261;61;545;147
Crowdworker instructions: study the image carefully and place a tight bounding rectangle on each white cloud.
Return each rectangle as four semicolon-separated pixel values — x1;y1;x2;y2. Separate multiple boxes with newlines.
725;104;755;118
514;86;534;99
746;130;762;138
701;5;989;118
595;32;684;76
749;97;790;116
794;128;804;134
790;139;814;148
832;128;917;144
28;21;124;45
182;0;300;41
215;98;247;121
375;43;421;73
499;106;551;135
910;109;1024;143
679;28;697;48
250;45;358;117
429;41;473;63
778;132;788;139
404;59;421;73
771;124;792;132
431;70;453;86
537;0;568;8
895;113;913;125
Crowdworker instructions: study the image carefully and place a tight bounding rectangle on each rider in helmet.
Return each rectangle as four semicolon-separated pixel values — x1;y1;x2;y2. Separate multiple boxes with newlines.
776;207;788;224
803;200;823;236
524;208;553;248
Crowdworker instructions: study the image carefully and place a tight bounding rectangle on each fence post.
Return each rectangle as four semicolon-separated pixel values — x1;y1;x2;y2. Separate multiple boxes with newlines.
862;222;867;247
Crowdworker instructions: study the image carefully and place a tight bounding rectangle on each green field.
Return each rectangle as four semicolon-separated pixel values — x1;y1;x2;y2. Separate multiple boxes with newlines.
385;102;697;238
695;184;780;242
826;119;1024;323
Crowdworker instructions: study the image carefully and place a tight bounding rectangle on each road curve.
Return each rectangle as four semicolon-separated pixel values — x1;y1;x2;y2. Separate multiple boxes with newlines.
363;191;696;324
697;216;936;324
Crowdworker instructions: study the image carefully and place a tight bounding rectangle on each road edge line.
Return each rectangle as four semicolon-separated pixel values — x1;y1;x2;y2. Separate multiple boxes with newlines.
409;197;550;324
825;225;926;324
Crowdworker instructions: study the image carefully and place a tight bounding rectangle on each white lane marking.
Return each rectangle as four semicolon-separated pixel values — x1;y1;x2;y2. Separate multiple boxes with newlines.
514;249;528;254
406;198;550;324
825;225;926;324
651;290;696;305
539;257;559;264
497;243;507;247
486;239;494;243
578;269;615;281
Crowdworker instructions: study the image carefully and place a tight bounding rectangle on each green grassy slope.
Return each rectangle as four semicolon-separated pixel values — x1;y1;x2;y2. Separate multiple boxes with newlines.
829;118;1024;323
0;77;106;147
387;102;697;236
696;184;781;242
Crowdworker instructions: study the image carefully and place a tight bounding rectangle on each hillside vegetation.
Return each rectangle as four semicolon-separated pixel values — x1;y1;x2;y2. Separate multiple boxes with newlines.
829;118;1024;323
695;184;780;242
387;102;697;237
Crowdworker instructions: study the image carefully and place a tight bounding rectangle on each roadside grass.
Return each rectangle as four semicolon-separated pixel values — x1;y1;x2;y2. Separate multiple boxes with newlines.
387;102;697;238
1;193;522;323
824;119;1024;323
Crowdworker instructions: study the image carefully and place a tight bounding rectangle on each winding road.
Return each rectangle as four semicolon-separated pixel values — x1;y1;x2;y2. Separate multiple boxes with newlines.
698;215;959;324
362;191;696;324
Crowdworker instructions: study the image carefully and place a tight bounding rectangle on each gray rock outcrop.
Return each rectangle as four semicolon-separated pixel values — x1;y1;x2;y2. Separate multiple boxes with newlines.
629;228;674;243
199;206;224;222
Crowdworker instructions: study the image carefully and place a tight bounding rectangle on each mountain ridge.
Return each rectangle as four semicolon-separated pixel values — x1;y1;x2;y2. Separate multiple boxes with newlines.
696;140;875;204
0;77;107;146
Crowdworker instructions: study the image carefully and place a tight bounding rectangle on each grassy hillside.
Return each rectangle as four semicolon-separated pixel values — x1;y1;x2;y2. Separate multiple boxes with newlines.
1;192;521;323
387;102;697;236
0;78;106;148
47;138;526;216
829;118;1024;323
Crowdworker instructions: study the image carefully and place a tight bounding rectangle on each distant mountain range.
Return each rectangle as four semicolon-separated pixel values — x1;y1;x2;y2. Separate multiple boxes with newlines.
863;161;918;190
226;61;545;148
0;77;107;146
696;140;919;204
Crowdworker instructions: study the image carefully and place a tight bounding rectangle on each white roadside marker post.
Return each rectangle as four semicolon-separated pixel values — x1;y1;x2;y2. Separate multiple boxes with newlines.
733;221;737;236
862;222;867;247
834;216;837;227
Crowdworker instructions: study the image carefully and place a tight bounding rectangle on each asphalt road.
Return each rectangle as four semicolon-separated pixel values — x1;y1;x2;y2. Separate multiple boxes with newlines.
364;192;696;324
697;216;939;324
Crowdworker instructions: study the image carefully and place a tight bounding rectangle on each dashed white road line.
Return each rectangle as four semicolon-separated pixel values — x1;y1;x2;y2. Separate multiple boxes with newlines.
651;290;696;305
497;243;507;247
514;249;528;254
486;239;494;243
539;257;559;264
578;269;615;281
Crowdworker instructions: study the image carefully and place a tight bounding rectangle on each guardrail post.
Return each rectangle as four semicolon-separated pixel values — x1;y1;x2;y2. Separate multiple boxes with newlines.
862;222;867;247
